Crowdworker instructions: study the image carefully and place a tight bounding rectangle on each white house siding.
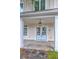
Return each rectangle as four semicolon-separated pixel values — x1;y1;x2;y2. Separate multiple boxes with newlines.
24;23;36;40
47;0;54;9
46;0;58;9
47;23;54;41
24;0;33;11
23;0;58;11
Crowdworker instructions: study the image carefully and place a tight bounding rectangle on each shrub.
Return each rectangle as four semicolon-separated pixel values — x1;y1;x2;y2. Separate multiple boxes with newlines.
48;50;58;59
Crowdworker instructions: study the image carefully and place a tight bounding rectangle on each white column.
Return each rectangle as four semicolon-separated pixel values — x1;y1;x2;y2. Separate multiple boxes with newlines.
20;18;24;48
55;16;58;51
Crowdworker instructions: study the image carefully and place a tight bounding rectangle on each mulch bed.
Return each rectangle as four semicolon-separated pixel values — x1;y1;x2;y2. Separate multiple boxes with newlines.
20;48;48;59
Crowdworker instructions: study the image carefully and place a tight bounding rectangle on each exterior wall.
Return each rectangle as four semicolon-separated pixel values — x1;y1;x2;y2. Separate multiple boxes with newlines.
24;23;36;40
24;0;33;11
46;0;58;9
47;23;54;41
45;0;54;9
20;0;58;50
24;19;54;41
23;0;58;11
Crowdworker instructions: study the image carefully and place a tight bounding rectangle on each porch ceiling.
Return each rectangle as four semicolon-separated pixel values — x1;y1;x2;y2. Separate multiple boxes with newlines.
23;17;55;24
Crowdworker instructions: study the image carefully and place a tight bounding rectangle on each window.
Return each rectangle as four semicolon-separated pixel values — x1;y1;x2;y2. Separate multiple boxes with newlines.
20;3;23;9
41;0;45;10
24;25;27;35
20;3;24;12
32;0;45;11
35;0;39;11
20;0;24;12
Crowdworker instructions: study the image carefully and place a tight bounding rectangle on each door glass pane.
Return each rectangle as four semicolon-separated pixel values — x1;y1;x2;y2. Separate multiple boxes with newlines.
42;27;46;35
37;27;40;35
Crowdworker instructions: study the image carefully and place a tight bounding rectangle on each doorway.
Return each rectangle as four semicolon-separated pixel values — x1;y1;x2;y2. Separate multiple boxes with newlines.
36;26;47;41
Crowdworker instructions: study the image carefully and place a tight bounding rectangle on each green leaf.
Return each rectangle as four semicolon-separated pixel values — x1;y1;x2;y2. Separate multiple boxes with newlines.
48;50;58;59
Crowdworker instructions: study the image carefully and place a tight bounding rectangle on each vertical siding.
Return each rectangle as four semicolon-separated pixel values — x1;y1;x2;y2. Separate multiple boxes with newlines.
24;23;36;40
23;0;58;11
24;0;33;11
45;0;54;9
47;23;54;41
28;24;36;40
49;0;54;9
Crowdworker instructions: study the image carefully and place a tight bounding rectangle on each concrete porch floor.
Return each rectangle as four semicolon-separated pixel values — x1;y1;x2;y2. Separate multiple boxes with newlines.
23;40;55;51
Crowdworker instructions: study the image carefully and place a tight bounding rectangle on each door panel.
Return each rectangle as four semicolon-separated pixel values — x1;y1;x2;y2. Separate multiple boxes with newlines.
42;27;47;40
36;27;41;40
36;26;47;41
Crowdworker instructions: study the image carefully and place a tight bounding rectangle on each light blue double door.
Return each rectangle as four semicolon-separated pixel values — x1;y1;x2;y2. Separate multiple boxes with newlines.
36;26;47;41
